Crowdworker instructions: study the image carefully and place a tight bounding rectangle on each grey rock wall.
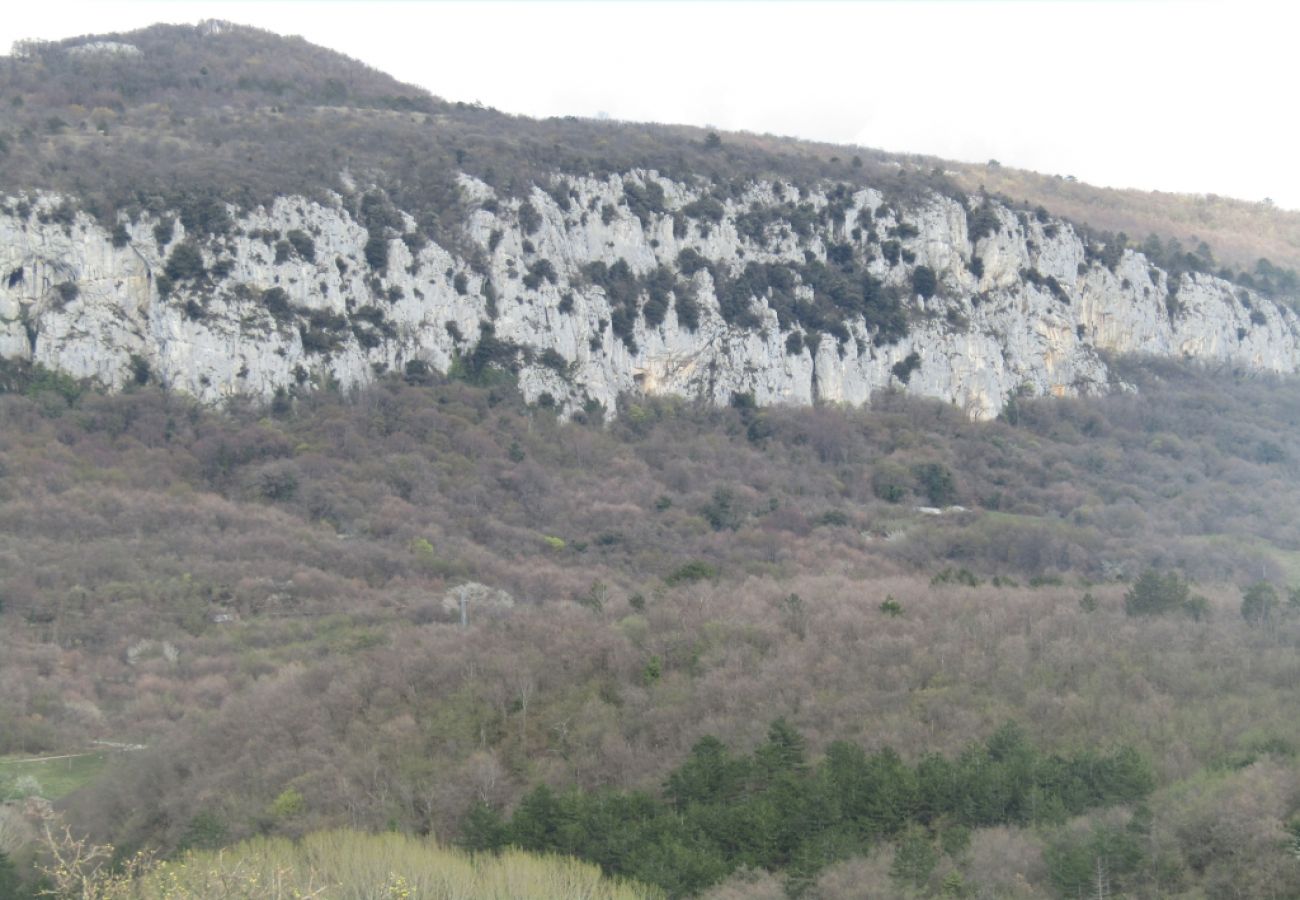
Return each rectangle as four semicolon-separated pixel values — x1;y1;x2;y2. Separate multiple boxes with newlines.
2;172;1296;419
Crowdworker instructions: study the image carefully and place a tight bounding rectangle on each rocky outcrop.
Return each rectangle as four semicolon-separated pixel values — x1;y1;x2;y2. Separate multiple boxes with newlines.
2;173;1297;419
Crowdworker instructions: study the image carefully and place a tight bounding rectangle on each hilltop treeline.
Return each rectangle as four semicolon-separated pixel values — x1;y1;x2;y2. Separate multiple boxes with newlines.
4;20;1295;288
0;22;955;255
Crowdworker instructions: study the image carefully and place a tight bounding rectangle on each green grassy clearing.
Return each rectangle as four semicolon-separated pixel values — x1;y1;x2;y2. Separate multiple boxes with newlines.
0;751;110;800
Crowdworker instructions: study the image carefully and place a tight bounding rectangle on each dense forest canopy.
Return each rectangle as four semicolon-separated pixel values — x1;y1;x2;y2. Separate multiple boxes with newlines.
2;353;1300;896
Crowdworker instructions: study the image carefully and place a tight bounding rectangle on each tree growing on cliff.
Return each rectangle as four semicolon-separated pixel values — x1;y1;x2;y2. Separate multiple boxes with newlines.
164;242;206;281
364;229;389;271
912;266;937;299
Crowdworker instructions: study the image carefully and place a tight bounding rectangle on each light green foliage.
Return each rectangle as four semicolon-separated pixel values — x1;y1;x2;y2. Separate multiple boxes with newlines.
642;656;662;685
111;829;663;899
406;537;462;578
0;752;108;801
268;787;305;820
4;773;42;800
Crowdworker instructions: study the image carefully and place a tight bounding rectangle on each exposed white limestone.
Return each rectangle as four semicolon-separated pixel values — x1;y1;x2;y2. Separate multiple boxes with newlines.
2;176;1297;420
67;41;143;57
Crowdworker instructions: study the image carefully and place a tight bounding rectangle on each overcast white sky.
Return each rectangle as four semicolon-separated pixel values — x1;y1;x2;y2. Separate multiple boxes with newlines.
4;1;1298;209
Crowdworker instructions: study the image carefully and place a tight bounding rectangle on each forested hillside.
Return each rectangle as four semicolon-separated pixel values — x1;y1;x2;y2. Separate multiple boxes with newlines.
2;18;1300;900
1;356;1299;897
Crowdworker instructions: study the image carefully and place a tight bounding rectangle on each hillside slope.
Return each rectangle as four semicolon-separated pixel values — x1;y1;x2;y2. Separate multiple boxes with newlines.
0;22;1297;419
2;362;1300;897
6;22;1300;899
945;160;1300;275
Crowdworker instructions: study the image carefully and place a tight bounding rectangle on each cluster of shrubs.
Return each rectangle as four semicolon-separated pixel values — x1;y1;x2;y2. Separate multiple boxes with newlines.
453;322;522;383
621;178;668;225
891;351;922;385
463;721;1153;896
582;260;693;350
298;308;350;355
157;239;239;302
1078;226;1299;308
355;190;422;273
1020;267;1070;303
735;199;822;245
1125;568;1300;624
870;460;957;506
522;258;558;290
966;201;1002;243
677;249;909;348
271;228;316;263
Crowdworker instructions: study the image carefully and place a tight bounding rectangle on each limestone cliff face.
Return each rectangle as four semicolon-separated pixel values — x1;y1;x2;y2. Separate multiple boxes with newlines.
1;173;1296;419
